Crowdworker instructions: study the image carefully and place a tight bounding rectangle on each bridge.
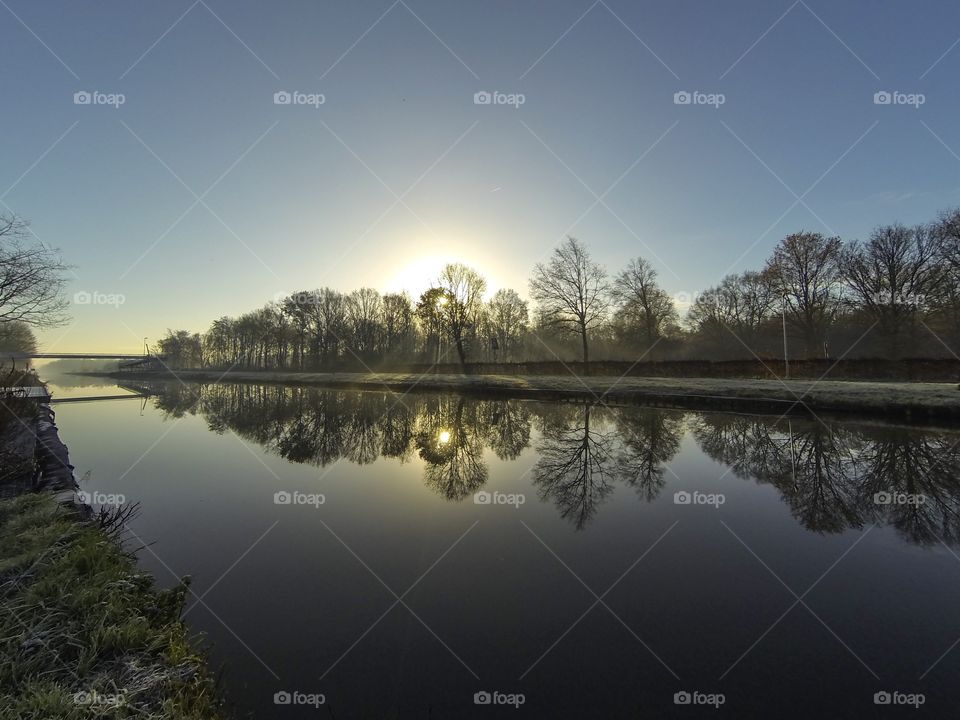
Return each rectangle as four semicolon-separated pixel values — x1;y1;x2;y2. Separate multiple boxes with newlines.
2;353;167;360
2;352;169;374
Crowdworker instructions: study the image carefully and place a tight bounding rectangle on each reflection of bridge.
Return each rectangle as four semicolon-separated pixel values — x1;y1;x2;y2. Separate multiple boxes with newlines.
51;383;162;404
2;380;164;405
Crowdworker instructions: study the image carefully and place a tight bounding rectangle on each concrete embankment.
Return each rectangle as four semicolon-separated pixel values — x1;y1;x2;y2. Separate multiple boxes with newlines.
105;368;960;423
35;404;97;514
35;405;74;487
0;400;81;502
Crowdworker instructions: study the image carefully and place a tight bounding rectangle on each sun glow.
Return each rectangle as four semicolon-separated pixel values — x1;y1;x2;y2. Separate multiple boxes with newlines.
437;430;451;445
383;250;504;301
385;256;451;298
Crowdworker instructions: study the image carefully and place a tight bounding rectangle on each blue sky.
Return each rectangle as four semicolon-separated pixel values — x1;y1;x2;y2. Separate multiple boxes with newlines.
2;0;959;351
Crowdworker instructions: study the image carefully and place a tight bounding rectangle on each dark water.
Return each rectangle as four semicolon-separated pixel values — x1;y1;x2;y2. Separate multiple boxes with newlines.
49;381;960;718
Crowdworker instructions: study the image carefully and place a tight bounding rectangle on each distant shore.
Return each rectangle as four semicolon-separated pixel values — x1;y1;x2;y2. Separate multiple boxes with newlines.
98;368;960;423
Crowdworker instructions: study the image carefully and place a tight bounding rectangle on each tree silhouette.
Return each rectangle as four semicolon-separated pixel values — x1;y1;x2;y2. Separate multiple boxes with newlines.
0;213;71;328
437;263;487;367
529;237;608;368
764;232;843;357
610;257;677;353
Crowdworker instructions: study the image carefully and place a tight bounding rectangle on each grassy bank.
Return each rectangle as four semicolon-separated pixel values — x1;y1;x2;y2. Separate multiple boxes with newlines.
0;493;223;719
106;368;960;422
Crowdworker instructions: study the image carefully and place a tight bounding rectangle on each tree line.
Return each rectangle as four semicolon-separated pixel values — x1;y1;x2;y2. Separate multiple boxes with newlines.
158;206;960;370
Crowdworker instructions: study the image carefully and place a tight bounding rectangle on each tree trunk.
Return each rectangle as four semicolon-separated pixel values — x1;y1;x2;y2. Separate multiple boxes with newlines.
802;325;817;359
455;333;467;369
580;323;589;375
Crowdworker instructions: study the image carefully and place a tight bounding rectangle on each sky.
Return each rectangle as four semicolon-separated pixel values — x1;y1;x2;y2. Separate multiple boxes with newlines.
2;0;960;353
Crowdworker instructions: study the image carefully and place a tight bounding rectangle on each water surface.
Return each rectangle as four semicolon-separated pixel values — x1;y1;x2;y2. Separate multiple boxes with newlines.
49;381;960;718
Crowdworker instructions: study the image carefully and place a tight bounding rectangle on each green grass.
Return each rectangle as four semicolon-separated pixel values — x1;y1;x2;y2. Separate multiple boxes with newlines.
0;493;223;719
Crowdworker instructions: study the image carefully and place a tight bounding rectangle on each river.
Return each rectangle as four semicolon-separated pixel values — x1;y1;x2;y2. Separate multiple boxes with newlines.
46;379;960;718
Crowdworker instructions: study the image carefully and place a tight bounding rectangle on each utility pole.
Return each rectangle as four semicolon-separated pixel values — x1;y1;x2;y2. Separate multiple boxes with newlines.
781;296;789;380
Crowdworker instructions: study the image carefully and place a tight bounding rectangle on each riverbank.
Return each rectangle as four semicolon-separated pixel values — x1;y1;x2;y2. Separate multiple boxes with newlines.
0;493;224;719
104;368;960;422
0;395;225;719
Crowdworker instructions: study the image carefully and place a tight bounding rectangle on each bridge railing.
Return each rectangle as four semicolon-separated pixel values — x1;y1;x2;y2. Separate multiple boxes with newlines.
2;353;168;360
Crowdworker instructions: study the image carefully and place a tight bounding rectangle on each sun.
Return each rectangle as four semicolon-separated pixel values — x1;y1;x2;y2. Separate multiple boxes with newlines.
385;255;449;298
382;249;505;301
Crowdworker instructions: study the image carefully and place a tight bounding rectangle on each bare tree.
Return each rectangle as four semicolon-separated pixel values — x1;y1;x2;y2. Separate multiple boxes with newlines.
415;287;447;362
346;288;383;357
486;288;528;361
0;214;70;328
438;263;487;366
686;272;775;356
610;256;677;350
529;237;608;368
934;207;960;271
382;292;414;359
842;223;944;357
309;288;348;368
764;232;843;357
928;209;960;349
728;271;777;349
280;292;313;370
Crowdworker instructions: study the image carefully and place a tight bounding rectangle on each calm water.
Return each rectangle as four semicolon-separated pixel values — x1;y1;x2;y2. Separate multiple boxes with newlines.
48;380;960;718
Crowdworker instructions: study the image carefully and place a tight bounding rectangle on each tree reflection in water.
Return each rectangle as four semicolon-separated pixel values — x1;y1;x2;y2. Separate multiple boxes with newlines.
530;404;618;530
855;427;960;546
414;397;487;501
530;404;686;529
693;414;960;546
151;383;960;544
614;409;684;502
